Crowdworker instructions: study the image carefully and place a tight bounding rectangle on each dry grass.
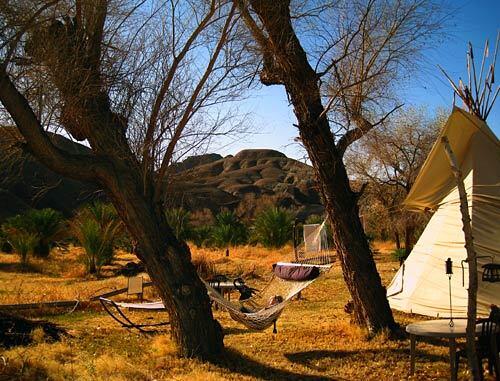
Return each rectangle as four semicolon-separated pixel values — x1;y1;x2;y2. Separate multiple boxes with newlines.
0;241;495;380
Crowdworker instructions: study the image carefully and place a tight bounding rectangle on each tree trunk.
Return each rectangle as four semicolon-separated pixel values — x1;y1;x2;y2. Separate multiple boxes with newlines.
442;137;480;380
395;231;401;250
99;164;224;359
299;126;397;333
239;0;397;334
404;223;414;255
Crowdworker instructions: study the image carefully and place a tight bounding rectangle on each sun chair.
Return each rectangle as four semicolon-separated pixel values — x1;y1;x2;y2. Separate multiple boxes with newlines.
99;297;169;333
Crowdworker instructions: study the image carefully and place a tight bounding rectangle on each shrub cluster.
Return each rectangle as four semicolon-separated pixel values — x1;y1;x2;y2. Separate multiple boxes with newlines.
0;204;302;272
1;208;64;266
166;206;296;249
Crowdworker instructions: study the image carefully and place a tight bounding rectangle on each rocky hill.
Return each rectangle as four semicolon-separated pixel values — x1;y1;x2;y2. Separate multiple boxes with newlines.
169;149;324;221
0;127;100;221
0;129;324;222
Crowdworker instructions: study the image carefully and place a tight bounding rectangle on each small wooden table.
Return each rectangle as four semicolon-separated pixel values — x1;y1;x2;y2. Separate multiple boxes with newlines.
406;319;479;381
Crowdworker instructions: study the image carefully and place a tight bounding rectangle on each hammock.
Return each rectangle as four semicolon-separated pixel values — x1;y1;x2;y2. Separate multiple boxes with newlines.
203;263;332;332
204;221;335;332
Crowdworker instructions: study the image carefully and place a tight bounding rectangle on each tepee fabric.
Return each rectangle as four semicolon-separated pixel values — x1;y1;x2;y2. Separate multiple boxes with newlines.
387;107;500;317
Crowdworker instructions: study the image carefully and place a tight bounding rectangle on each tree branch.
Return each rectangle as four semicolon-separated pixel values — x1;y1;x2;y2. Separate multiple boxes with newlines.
153;2;237;201
336;103;403;156
0;67;106;182
143;0;218;173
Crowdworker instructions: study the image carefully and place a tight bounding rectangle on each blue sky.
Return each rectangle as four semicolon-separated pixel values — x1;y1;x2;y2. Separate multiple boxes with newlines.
216;0;500;160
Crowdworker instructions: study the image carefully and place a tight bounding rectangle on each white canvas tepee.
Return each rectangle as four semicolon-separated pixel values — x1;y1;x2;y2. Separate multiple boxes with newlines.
387;107;500;317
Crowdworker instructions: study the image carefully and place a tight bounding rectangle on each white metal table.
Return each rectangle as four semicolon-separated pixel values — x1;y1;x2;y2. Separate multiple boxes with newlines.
213;281;237;300
406;319;479;381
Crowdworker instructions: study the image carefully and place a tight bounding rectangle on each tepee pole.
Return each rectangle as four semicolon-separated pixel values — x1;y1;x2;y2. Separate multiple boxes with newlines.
439;33;499;381
441;136;480;381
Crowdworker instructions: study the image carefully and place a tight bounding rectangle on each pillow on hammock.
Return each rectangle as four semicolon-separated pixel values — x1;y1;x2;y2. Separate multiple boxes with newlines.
272;264;320;281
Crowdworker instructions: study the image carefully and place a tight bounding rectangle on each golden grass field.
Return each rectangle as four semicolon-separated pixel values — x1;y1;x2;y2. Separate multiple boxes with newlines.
0;242;495;381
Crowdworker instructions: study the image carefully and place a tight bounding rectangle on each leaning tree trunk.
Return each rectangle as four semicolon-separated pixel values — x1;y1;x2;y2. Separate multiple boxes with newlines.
0;69;224;360
92;139;224;360
299;123;397;332
240;0;397;333
119;204;224;359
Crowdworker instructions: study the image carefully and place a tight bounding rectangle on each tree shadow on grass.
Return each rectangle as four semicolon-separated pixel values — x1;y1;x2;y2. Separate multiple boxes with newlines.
285;348;445;369
223;326;254;336
215;348;342;381
0;261;41;274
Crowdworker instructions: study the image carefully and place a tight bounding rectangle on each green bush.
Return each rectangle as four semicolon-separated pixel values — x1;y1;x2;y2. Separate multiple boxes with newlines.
165;207;192;241
211;211;247;247
190;225;212;248
6;229;38;265
85;203;119;229
26;209;64;257
392;248;408;262
72;203;123;273
252;207;293;248
305;214;323;225
0;229;13;253
2;209;64;258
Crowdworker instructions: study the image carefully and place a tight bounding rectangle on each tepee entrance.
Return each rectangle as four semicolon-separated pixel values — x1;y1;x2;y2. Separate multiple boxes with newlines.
387;107;500;317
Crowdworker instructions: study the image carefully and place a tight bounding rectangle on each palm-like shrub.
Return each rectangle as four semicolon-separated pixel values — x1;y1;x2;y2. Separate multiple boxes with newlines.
211;210;247;247
190;225;212;248
252;207;294;248
26;209;64;257
72;218;119;275
72;203;123;274
6;229;38;266
85;203;119;228
2;209;63;258
0;228;13;253
165;207;192;241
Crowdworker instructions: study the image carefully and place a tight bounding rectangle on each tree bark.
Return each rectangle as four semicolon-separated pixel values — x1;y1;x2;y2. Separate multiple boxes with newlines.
299;124;397;332
442;137;480;381
238;0;397;333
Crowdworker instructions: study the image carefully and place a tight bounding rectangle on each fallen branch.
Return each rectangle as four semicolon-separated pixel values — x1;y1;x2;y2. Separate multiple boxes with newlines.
0;299;81;311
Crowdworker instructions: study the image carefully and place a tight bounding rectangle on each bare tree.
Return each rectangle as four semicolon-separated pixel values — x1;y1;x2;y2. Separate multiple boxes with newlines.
235;0;445;332
0;0;253;358
347;107;444;254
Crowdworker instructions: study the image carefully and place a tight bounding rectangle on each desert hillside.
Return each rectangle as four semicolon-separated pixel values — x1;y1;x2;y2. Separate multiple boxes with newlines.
0;130;323;222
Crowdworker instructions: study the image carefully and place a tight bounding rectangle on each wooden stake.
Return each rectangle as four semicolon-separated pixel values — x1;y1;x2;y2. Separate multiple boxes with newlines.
441;136;480;381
